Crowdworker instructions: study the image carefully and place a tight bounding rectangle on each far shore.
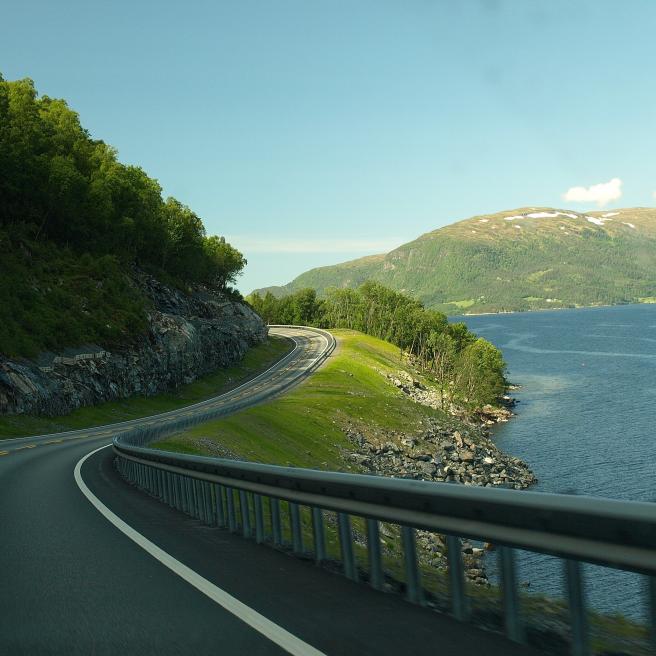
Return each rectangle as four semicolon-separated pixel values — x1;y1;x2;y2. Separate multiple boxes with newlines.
451;299;656;319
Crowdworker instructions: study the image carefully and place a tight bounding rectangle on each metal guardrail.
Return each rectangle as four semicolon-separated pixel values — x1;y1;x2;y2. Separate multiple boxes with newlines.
113;327;656;656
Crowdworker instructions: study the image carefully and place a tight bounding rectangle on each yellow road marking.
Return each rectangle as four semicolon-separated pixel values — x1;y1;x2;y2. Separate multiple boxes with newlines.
15;444;36;450
0;450;9;456
44;439;63;444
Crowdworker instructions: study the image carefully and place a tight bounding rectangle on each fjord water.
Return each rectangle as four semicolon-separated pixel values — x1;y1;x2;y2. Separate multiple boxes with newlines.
460;304;656;619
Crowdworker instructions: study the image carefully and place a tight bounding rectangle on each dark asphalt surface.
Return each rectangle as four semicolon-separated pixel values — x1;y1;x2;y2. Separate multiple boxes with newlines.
0;327;539;655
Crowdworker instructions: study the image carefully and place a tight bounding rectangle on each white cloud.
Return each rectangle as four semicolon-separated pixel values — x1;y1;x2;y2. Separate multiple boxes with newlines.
562;177;623;207
225;236;403;254
652;191;656;200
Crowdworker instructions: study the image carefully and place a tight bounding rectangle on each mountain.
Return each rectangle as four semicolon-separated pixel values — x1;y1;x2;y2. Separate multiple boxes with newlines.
253;207;656;314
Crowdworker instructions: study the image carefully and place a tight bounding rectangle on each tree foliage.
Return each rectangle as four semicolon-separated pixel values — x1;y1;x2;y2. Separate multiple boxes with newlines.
0;75;245;289
249;281;506;408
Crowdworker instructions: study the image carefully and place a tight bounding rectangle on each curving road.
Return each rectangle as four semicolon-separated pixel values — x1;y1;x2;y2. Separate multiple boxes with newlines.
0;326;330;454
0;326;535;655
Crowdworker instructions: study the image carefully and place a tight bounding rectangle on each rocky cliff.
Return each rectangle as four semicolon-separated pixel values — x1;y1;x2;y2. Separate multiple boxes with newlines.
0;271;267;417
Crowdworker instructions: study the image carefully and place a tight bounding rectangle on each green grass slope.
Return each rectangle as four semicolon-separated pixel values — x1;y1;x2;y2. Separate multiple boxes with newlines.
153;329;463;467
256;207;656;313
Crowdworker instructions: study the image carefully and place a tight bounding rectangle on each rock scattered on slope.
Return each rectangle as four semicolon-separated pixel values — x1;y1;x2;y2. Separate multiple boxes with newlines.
339;369;536;585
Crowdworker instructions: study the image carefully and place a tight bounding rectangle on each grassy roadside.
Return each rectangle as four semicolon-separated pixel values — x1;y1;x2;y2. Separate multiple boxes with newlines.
152;329;452;468
0;336;292;440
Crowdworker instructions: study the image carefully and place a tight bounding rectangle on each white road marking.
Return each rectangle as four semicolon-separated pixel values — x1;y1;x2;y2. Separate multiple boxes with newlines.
74;445;326;656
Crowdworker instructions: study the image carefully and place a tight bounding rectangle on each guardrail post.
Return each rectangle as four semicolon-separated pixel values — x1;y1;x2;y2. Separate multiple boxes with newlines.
188;477;195;516
498;546;524;643
197;480;205;522
201;480;210;523
160;469;169;504
194;479;203;521
338;513;358;582
312;507;326;564
366;519;383;590
270;498;282;546
162;470;169;503
171;473;178;507
191;478;203;522
289;502;303;554
173;473;180;508
648;576;656;653
565;559;590;656
215;484;226;528
254;494;265;544
207;481;214;524
401;526;423;604
185;476;193;516
163;470;170;505
226;487;237;533
204;481;214;524
239;491;252;538
446;534;468;621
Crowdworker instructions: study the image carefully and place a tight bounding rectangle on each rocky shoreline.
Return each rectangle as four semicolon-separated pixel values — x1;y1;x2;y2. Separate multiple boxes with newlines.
340;368;536;585
0;271;267;417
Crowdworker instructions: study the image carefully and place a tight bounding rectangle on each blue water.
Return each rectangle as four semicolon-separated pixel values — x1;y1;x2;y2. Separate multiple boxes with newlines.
458;304;656;620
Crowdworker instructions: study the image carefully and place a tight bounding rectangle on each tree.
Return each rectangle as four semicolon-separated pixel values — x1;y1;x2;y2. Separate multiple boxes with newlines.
203;236;247;289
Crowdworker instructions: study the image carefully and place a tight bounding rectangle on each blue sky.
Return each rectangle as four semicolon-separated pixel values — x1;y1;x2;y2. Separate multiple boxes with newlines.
3;1;655;292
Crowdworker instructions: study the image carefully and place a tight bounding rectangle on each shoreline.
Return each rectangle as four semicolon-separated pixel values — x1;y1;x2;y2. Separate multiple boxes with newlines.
453;299;656;319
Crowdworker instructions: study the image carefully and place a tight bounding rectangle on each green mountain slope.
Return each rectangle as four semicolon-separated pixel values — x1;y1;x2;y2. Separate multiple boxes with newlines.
255;207;656;314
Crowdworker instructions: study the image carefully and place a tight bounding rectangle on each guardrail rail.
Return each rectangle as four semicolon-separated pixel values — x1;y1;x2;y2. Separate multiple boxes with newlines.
113;326;656;656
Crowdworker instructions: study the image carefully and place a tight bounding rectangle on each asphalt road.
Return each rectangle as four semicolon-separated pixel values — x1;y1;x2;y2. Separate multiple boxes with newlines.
0;327;538;655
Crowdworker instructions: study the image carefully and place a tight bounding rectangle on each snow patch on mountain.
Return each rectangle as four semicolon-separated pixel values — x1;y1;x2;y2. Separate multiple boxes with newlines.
504;211;579;221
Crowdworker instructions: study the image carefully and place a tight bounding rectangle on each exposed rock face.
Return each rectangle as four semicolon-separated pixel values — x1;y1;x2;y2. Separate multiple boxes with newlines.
0;272;267;417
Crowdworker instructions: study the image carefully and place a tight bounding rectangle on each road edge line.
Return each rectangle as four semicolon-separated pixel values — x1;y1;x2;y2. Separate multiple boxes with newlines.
74;444;326;656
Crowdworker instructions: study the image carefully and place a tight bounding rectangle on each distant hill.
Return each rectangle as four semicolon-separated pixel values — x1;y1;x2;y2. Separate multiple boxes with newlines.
252;207;656;314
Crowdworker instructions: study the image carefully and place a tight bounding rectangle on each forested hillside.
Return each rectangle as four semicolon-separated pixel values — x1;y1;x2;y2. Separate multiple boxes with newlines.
255;207;656;314
0;75;245;357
